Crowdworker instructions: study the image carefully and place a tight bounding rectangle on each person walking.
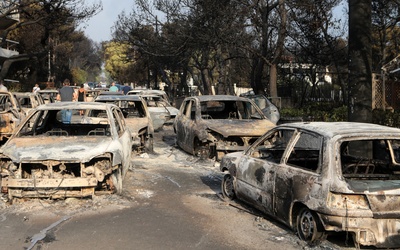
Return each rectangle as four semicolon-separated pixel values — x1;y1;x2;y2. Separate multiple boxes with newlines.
77;83;86;115
56;79;77;123
109;82;119;92
57;79;76;102
32;84;40;93
78;84;86;102
122;83;132;94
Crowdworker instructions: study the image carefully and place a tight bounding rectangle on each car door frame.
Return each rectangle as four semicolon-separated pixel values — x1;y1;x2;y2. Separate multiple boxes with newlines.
175;98;197;154
273;128;324;224
110;106;132;178
235;127;297;216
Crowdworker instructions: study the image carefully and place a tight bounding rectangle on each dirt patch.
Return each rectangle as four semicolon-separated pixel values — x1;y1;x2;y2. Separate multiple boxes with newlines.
182;192;305;250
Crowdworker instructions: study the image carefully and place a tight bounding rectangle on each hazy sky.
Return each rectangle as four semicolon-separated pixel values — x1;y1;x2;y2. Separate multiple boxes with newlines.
80;0;347;43
79;0;135;43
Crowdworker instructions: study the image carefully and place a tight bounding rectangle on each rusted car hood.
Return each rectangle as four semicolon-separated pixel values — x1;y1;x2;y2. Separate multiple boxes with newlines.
204;119;274;137
1;137;114;162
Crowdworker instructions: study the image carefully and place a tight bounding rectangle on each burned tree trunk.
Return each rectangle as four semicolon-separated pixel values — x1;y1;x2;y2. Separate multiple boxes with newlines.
348;0;372;123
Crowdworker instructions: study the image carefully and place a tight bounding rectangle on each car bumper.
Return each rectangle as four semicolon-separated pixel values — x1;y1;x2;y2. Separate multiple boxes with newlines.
322;214;400;247
2;177;97;198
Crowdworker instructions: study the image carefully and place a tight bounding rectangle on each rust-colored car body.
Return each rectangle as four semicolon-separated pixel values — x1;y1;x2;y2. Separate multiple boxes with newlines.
174;95;275;160
220;122;400;248
0;91;26;141
0;102;132;199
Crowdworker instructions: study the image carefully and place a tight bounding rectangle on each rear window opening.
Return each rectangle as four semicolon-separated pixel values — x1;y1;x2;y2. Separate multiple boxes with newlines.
17;109;112;137
340;139;400;181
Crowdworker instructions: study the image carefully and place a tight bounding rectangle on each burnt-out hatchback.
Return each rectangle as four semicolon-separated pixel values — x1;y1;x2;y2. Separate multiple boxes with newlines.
0;102;132;200
95;94;154;153
174;95;275;160
220;122;400;248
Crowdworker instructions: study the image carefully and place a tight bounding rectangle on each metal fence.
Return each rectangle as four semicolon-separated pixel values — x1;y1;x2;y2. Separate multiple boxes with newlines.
373;73;400;110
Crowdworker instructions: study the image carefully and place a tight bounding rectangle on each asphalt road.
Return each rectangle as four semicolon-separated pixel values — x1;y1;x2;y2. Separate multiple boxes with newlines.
0;126;355;250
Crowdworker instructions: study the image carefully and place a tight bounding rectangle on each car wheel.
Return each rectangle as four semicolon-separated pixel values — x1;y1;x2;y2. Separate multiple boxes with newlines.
296;207;326;244
111;168;123;194
221;174;236;200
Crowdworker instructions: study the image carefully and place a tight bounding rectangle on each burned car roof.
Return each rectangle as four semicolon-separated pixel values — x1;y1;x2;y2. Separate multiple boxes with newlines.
188;95;254;102
95;95;143;101
33;101;115;110
279;121;400;138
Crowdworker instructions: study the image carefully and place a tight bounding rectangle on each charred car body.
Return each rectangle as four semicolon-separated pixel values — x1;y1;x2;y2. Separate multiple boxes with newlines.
95;94;154;153
38;89;59;104
140;94;179;130
240;94;280;124
220;122;400;248
14;92;45;115
0;102;132;199
174;95;275;160
0;91;26;142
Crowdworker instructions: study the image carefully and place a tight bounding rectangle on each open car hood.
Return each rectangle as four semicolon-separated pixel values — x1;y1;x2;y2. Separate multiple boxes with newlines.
204;119;275;137
1;137;113;162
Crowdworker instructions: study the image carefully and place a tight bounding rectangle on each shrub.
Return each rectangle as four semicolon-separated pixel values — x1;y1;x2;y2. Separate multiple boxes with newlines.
280;104;348;122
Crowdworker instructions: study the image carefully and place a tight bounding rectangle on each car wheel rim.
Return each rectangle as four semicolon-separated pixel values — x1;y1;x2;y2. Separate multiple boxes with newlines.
299;210;315;240
222;174;235;199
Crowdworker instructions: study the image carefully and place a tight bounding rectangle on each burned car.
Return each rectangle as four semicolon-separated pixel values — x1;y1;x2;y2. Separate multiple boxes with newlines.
140;94;179;130
38;89;59;104
14;92;45;115
95;94;154;153
0;102;132;199
240;94;280;124
174;95;275;160
0;91;26;142
139;89;171;104
220;122;400;248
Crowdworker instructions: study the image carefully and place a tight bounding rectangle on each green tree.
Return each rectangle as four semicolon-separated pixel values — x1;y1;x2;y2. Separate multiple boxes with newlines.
103;41;133;83
71;67;87;84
